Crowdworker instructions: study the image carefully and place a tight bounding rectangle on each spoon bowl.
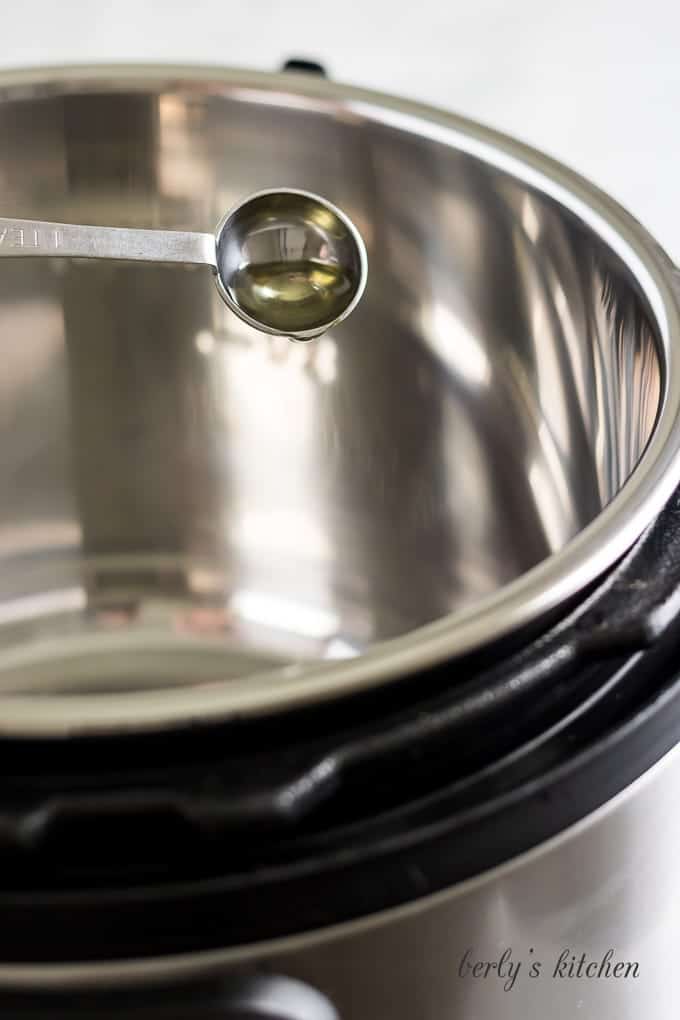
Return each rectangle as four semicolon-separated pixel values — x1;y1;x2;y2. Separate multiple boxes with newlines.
215;189;368;340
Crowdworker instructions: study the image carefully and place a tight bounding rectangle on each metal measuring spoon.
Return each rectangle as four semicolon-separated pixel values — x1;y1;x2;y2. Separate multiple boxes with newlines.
0;188;368;341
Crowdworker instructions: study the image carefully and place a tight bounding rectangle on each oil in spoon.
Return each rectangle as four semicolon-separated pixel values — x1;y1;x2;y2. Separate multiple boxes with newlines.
230;258;356;335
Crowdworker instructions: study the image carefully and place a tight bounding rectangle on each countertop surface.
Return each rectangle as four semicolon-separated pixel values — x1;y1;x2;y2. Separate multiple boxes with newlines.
1;0;678;261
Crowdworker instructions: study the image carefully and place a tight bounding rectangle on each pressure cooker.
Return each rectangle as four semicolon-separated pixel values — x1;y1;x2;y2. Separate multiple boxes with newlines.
0;62;678;1020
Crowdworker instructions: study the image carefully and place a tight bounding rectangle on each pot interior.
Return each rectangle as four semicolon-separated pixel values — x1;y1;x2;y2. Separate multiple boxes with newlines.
0;75;663;698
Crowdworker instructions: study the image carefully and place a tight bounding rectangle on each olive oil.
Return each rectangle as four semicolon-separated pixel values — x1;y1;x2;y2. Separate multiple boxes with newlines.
230;259;355;336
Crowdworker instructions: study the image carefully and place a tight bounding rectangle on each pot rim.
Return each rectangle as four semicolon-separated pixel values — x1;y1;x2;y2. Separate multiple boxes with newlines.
1;63;679;737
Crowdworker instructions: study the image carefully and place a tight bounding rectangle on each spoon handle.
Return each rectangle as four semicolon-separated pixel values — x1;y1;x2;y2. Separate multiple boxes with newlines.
0;217;217;268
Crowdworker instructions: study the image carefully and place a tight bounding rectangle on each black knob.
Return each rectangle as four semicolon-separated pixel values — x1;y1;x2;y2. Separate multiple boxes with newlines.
281;59;328;77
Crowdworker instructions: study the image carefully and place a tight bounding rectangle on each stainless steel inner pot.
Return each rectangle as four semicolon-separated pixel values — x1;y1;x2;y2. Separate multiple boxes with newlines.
1;66;680;735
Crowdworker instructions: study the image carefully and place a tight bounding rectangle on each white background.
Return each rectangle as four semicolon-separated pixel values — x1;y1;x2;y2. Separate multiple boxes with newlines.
1;0;679;260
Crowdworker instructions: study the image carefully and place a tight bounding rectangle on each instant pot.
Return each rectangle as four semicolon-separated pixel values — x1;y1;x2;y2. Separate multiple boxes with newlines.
0;62;678;1019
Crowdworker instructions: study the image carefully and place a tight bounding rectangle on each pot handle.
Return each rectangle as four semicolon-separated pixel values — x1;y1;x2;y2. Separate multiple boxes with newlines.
0;974;340;1020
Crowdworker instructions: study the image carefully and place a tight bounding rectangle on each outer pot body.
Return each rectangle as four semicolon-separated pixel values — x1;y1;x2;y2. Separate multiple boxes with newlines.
2;746;677;1020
